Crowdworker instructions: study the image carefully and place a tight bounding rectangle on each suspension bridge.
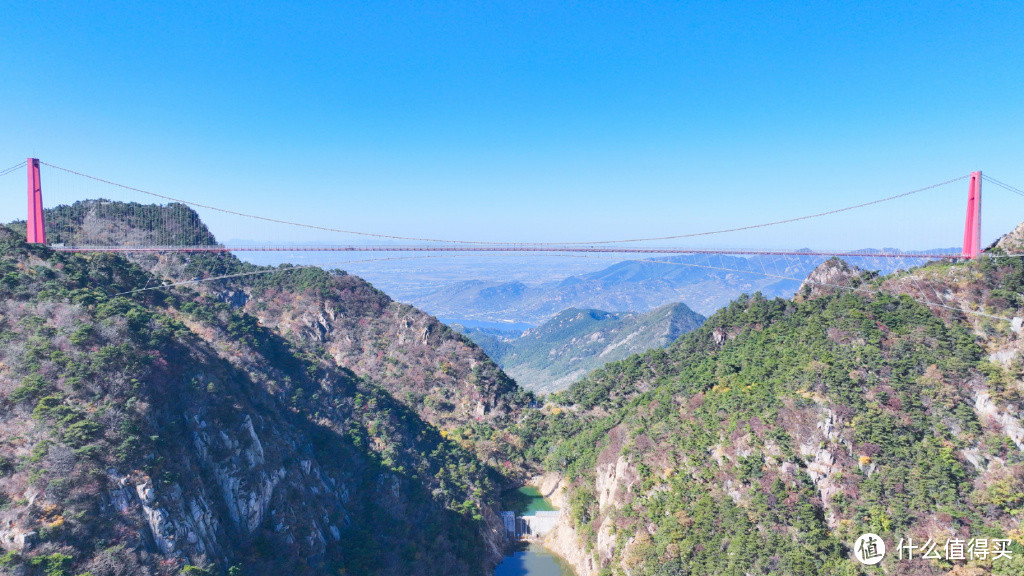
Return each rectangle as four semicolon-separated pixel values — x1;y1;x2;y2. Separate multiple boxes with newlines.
7;159;1014;263
6;157;1024;322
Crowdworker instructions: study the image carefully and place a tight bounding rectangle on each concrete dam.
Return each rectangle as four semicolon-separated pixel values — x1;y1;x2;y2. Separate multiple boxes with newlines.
501;510;561;538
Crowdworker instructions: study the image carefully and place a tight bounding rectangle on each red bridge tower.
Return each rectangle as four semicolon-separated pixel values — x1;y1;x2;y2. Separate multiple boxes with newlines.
26;158;46;244
962;171;982;259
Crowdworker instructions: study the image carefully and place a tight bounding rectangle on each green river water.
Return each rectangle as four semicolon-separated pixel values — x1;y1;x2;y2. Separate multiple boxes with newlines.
492;486;576;576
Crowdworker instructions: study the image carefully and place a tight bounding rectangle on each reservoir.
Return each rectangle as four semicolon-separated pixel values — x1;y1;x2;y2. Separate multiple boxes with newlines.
516;486;557;514
494;486;576;576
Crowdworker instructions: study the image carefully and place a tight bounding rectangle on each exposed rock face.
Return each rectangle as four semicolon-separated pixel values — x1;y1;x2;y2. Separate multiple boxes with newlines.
796;407;849;528
0;527;36;551
794;257;863;301
217;290;249;309
533;472;566;508
595;455;636;516
536;473;598;576
974;389;1024;450
993;220;1024;253
544;519;598;576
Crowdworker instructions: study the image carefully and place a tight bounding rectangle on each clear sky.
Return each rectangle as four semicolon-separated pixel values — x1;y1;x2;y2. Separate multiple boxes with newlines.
1;1;1022;250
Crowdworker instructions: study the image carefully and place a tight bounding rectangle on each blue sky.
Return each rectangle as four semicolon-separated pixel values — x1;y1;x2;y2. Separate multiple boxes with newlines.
1;1;1022;250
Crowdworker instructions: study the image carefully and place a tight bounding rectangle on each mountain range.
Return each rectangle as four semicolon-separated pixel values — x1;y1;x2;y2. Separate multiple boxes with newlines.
454;303;705;393
397;251;955;326
1;200;1020;576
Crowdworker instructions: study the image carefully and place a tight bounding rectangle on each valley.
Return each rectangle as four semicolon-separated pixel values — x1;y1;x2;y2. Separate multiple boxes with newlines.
0;203;1021;576
6;4;1022;575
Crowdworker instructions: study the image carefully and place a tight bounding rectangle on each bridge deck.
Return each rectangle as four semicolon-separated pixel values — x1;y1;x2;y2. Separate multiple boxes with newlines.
48;245;963;259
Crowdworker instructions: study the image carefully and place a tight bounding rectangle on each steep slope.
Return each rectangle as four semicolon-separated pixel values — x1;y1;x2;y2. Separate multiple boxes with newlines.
459;303;705;393
236;269;525;429
509;257;1024;575
0;227;512;576
39;201;530;446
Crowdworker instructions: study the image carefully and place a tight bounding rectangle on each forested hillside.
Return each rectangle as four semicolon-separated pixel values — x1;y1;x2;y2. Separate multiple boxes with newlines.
0;223;523;576
5;201;1024;576
508;256;1024;575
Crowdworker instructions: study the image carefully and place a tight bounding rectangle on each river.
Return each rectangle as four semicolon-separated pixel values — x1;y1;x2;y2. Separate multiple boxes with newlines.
492;486;576;576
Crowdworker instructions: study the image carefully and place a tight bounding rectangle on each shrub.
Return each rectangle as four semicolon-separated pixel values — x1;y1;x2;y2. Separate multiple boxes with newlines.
27;552;72;576
9;374;50;404
69;324;94;345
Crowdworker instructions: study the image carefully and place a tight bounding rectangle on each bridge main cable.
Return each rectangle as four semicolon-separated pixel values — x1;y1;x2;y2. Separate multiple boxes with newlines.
40;161;969;247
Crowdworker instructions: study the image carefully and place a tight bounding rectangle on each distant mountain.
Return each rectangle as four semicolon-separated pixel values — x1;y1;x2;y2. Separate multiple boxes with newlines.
408;251;956;324
456;302;704;393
